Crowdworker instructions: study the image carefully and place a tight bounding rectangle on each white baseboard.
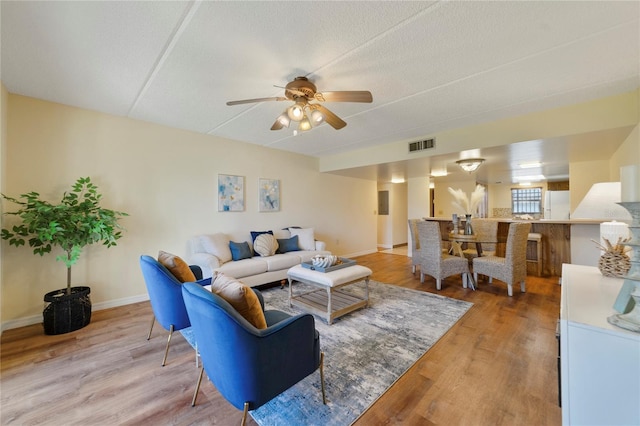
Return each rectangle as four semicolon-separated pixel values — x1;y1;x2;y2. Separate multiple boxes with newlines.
1;293;150;334
341;248;378;258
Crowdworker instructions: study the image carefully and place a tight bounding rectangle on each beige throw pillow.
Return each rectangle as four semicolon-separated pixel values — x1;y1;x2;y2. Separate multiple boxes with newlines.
253;233;279;257
211;272;267;329
158;250;197;282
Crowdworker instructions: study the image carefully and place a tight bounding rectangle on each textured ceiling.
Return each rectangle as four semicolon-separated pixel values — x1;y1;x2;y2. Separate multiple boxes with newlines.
2;1;639;182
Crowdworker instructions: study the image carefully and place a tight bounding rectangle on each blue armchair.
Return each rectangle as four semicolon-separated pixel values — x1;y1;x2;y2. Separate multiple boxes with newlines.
139;255;209;366
181;282;326;425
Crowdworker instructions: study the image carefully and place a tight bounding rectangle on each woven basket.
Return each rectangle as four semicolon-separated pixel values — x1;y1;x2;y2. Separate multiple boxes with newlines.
598;252;630;278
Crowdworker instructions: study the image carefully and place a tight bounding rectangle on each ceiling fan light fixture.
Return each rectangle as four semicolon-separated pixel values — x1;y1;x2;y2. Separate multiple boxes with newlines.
276;111;291;128
456;158;485;173
287;103;304;121
310;109;325;125
298;116;312;132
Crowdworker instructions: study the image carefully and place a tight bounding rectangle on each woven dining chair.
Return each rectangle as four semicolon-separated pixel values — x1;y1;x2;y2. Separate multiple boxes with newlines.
462;218;499;262
408;219;423;274
417;220;471;290
472;222;531;296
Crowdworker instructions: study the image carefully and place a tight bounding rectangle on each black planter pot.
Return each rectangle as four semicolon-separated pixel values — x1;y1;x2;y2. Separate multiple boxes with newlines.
43;286;92;335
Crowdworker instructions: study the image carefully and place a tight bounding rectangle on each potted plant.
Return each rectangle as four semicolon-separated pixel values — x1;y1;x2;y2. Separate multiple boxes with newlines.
1;177;128;334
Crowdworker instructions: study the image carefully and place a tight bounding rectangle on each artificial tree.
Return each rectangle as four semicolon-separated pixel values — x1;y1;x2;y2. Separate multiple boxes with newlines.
1;177;128;334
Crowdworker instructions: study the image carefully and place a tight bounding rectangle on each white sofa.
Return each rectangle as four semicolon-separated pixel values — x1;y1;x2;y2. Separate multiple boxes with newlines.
186;228;330;287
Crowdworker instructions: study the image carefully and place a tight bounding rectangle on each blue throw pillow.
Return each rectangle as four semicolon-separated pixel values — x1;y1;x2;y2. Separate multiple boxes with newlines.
250;230;273;242
229;241;252;261
277;235;300;254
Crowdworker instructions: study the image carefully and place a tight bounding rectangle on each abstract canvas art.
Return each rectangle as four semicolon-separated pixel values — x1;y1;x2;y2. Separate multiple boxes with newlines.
259;178;280;212
218;174;244;212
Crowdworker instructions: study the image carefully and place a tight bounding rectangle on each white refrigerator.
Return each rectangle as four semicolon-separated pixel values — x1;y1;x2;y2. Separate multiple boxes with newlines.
544;190;571;220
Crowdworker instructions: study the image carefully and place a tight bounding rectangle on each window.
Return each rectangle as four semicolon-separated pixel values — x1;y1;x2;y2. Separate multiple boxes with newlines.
511;187;542;214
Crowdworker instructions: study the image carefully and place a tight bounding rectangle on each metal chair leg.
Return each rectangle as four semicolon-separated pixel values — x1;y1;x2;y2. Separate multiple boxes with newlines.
146;315;155;340
320;351;327;404
241;402;249;426
191;366;204;407
162;324;174;366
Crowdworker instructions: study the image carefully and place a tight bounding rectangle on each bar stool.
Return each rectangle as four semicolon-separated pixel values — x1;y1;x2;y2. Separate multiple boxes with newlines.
526;233;542;276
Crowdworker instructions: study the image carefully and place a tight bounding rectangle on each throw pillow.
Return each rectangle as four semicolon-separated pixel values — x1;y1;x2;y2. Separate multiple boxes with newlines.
277;235;300;253
254;233;279;257
289;227;315;251
157;250;197;282
199;233;232;264
229;241;252;261
211;272;267;329
250;230;273;242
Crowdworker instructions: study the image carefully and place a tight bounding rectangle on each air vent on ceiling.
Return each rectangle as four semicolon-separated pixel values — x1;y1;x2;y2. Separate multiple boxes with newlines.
408;138;435;153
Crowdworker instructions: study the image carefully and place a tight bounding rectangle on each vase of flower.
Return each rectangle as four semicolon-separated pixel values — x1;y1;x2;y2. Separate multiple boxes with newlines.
464;214;473;235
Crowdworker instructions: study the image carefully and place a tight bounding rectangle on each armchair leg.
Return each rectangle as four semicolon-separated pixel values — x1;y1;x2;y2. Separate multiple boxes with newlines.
191;366;204;407
241;402;249;426
146;315;155;340
162;324;174;366
320;351;327;404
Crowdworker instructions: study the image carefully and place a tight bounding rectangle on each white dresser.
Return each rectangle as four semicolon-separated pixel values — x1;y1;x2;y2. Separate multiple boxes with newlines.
560;264;640;425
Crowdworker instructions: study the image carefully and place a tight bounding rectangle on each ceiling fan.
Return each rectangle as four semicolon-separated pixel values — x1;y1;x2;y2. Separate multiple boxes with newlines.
226;76;373;132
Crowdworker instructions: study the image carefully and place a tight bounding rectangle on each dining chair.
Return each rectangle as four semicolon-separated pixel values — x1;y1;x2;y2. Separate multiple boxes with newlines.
472;222;531;296
408;219;423;274
462;218;498;261
417;220;472;290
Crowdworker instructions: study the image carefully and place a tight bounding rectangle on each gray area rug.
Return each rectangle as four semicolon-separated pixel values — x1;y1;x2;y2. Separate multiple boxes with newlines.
248;280;473;425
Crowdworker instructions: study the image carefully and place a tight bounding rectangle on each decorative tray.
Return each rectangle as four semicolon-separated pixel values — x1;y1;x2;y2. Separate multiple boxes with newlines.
301;257;356;273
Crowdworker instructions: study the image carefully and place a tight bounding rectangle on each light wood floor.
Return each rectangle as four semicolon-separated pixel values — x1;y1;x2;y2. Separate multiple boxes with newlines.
1;252;562;425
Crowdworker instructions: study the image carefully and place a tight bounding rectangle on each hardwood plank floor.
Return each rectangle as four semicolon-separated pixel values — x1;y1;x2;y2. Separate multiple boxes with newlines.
1;252;562;425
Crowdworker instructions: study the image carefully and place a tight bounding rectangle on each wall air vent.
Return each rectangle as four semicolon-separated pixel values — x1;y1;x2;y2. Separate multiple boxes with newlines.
408;138;435;153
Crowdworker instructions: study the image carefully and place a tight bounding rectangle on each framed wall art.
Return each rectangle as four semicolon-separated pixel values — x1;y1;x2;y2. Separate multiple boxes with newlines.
218;174;245;212
259;178;280;212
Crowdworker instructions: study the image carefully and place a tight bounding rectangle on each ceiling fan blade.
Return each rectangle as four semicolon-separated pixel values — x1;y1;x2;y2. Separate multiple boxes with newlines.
226;97;287;106
315;91;373;103
270;118;284;131
316;105;347;130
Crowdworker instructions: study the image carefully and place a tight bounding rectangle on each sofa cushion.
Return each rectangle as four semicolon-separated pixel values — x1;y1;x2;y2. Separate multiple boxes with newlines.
289;227;315;250
199;233;232;263
216;258;268;279
229;241;252;261
277;235;300;253
263;254;301;271
254;233;278;257
211;272;267;329
157;250;197;282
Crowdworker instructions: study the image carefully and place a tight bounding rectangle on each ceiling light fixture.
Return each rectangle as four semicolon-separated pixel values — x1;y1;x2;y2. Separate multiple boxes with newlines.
456;158;485;173
513;174;545;182
310;109;325;125
287;97;307;121
276;111;291;128
519;162;542;169
298;116;312;132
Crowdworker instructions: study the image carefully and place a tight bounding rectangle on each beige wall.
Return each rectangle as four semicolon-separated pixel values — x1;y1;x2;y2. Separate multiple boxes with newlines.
1;82;7;323
1;94;378;330
376;182;408;248
609;124;640;180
